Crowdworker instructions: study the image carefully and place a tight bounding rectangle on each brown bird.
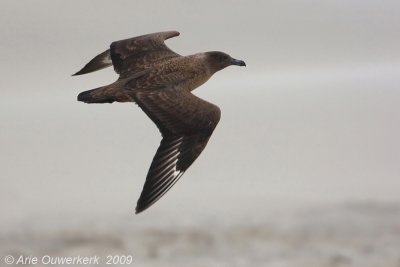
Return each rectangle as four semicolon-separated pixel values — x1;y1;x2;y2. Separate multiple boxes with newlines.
73;31;246;213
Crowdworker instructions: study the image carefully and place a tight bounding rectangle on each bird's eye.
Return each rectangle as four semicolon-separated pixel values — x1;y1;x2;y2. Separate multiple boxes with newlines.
219;55;227;61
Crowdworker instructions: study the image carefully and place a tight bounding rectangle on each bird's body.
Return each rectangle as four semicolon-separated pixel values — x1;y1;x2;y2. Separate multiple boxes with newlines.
125;54;212;93
74;31;245;213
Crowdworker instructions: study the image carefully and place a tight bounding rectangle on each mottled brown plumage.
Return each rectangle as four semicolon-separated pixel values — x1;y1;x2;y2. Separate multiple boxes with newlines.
74;31;245;213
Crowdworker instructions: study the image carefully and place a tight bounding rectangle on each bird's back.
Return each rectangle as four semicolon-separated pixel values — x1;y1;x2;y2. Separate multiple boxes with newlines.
122;54;212;93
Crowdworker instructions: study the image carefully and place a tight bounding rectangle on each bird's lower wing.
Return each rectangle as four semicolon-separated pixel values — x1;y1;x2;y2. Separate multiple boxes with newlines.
133;87;221;213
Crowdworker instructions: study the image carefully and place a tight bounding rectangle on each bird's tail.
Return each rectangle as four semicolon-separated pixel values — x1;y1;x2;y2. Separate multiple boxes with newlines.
77;87;113;103
77;84;132;104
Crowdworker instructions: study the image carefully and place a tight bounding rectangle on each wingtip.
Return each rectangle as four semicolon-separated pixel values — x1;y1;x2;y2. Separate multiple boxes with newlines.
71;70;84;76
72;49;112;77
135;205;146;214
135;198;158;214
164;30;180;40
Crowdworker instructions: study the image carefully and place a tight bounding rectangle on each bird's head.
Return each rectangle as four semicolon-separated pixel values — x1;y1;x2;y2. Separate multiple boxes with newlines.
205;51;246;72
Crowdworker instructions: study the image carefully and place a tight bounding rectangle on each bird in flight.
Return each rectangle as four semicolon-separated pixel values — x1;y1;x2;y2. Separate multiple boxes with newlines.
73;31;246;213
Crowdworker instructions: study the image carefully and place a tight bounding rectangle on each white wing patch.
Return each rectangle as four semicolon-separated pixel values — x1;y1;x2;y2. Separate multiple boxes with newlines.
146;137;184;202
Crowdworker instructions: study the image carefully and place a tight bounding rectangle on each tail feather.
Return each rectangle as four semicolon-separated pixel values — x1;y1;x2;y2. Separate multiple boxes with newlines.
77;82;133;104
73;49;112;76
77;87;115;103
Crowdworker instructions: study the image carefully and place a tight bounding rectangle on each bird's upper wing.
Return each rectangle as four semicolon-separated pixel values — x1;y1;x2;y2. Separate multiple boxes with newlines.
73;49;112;76
133;86;221;213
73;31;180;77
110;31;180;78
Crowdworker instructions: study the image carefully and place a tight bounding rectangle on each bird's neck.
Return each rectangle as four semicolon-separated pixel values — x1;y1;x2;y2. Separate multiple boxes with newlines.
184;54;217;91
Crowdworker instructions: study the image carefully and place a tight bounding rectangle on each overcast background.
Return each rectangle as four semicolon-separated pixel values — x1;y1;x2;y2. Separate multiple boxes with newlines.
1;1;400;266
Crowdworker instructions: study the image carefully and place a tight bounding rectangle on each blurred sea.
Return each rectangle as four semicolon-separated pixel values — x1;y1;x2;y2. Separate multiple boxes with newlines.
2;202;400;267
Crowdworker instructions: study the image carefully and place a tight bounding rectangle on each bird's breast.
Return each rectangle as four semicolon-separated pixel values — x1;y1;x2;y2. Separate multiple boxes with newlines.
187;71;212;91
